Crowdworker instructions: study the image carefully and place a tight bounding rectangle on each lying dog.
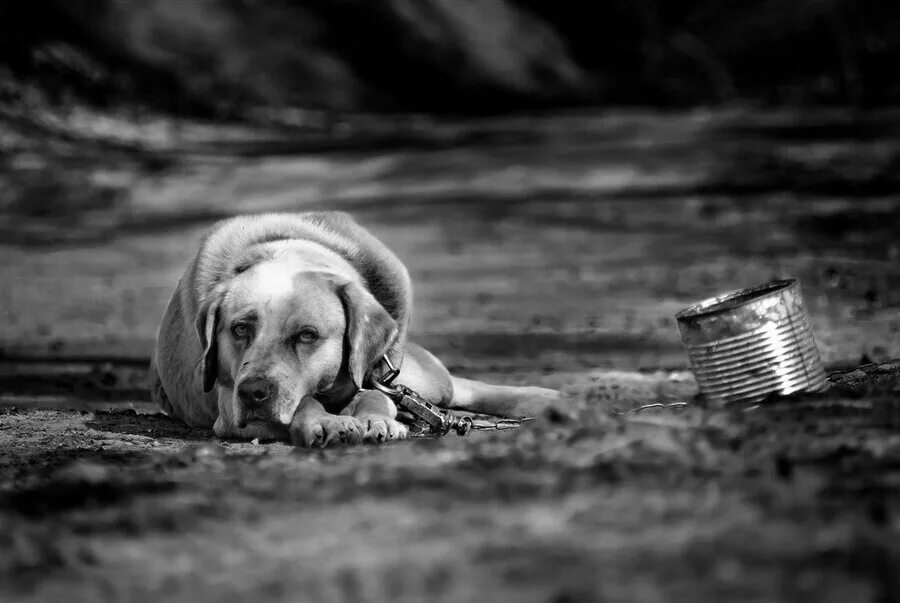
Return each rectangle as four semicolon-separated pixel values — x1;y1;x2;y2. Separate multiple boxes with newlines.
151;212;560;446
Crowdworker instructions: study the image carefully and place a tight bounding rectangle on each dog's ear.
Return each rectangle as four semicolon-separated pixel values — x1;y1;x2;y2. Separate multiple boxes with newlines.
337;280;398;389
195;292;222;393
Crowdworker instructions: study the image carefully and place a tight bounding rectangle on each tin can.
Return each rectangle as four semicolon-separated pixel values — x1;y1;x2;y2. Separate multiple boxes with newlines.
675;279;828;405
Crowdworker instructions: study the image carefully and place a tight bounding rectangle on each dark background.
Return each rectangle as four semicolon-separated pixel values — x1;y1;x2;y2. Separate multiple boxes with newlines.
2;0;899;115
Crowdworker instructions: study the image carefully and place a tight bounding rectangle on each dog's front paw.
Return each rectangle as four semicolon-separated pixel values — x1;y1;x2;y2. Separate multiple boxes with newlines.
357;414;408;444
290;414;364;448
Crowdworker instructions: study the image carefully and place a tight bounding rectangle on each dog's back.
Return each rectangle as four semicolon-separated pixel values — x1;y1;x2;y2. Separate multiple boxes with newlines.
190;212;411;333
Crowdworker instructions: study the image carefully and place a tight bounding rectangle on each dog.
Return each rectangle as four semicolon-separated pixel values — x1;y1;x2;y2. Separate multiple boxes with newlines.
150;211;561;447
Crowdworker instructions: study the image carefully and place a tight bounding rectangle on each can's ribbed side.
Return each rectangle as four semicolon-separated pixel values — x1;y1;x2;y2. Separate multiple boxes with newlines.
676;279;828;405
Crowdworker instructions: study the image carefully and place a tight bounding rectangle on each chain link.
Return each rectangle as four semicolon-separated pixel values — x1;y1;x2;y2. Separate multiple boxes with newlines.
369;356;531;437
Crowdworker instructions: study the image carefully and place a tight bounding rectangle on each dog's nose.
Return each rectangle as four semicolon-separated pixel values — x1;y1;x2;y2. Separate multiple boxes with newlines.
237;377;276;408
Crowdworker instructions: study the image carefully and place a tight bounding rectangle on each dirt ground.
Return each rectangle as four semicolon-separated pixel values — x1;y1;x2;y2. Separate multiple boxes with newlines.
1;109;900;602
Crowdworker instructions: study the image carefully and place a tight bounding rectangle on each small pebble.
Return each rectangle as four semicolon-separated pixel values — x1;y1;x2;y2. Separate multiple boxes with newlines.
192;442;225;460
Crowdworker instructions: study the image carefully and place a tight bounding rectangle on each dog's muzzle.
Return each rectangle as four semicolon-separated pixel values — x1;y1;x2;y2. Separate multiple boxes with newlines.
235;376;280;427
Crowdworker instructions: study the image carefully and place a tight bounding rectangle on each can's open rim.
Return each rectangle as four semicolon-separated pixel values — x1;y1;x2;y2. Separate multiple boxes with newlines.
675;279;797;321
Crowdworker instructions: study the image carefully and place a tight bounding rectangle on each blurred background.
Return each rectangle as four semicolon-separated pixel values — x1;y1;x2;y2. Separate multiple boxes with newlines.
1;0;898;367
4;0;900;113
2;3;900;602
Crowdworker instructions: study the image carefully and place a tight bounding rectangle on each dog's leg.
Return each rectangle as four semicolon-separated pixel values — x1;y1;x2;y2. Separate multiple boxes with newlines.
448;377;561;419
289;396;365;448
398;343;562;419
343;390;408;443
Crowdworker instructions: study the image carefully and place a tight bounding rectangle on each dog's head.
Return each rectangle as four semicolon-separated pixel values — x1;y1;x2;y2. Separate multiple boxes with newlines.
196;261;397;427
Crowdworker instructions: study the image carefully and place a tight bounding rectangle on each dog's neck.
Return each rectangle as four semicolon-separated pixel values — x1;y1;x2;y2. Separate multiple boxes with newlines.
313;374;359;414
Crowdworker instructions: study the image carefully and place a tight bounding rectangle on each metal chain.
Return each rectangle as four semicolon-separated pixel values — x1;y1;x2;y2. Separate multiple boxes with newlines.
619;401;689;415
369;355;532;437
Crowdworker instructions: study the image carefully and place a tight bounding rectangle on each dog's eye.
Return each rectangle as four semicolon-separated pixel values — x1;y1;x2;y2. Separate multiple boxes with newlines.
231;323;249;339
296;328;318;344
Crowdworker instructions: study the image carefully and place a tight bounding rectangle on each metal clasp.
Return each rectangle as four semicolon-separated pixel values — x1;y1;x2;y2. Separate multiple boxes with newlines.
370;354;401;394
369;355;531;437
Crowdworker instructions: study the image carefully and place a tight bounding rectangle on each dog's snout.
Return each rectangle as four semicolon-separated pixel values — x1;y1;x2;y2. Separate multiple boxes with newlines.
237;376;276;408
